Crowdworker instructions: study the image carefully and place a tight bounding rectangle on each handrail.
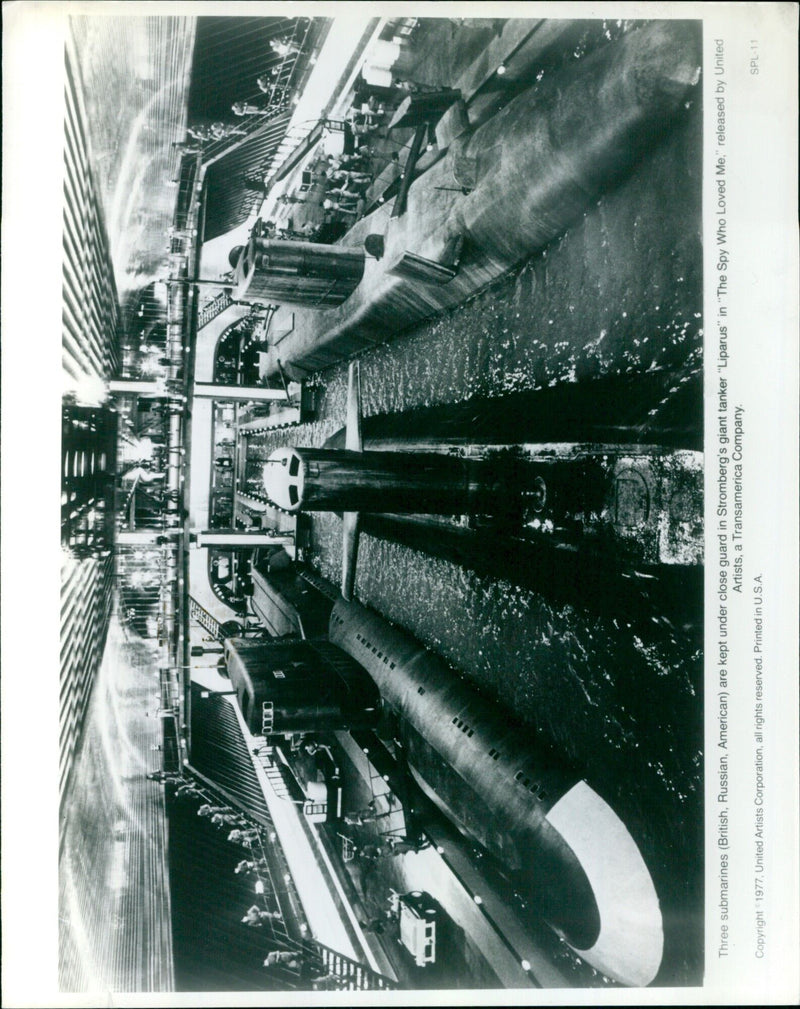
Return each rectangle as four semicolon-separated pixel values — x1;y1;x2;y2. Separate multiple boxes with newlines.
198;289;233;329
189;595;224;640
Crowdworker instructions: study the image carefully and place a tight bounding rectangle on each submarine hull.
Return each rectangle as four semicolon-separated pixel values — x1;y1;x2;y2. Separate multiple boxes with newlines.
329;597;664;986
259;21;701;379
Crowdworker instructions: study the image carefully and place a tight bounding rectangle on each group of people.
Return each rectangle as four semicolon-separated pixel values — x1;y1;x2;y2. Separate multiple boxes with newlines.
177;93;283;154
262;945;351;990
345;96;388;138
272;142;403;236
342;795;431;860
269;68;435;234
175;34;307;155
254;32;308;110
261;211;320;242
349;833;430;861
185;121;247;147
197;801;292;928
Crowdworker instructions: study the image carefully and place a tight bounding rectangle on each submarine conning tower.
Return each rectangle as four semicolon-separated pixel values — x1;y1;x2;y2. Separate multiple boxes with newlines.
230;220;364;308
263;445;512;515
224;636;381;737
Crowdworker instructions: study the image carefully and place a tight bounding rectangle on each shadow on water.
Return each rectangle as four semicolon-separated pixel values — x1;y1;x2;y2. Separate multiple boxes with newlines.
321;370;703;631
359;513;703;635
327;370;702;451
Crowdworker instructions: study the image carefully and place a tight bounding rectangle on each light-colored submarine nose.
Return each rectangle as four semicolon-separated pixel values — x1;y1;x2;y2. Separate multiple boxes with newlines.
547;780;664;986
263;447;306;512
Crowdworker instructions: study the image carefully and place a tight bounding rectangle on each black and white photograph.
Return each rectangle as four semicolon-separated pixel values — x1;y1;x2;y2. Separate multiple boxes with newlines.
1;3;797;1005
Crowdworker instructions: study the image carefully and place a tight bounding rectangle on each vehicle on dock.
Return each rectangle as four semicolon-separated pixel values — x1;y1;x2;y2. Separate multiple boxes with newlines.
397;891;439;967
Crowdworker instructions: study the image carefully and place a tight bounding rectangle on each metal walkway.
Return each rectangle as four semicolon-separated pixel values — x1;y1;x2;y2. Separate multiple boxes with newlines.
189;595;224;640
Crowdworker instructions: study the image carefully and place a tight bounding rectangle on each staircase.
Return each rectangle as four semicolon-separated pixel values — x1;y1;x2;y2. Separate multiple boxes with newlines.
252;740;293;802
189;595;223;640
197;290;233;330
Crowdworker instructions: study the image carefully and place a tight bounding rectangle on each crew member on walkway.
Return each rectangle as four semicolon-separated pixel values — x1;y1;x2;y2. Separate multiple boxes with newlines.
232;101;277;117
270;36;302;57
242;904;283;926
264;949;302;968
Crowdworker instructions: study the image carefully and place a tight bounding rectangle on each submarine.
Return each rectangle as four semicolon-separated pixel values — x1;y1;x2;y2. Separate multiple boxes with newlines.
222;592;664;987
246;20;702;379
262;363;703;601
329;596;664;987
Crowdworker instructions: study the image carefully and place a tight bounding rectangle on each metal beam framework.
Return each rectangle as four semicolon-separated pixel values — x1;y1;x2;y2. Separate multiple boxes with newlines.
192;530;295;548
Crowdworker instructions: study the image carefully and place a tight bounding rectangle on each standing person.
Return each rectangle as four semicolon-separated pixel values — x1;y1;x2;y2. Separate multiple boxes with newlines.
311;973;349;990
346;109;381;138
322;197;360;217
326;183;365;200
232;101;275;117
270;36;302;57
211;812;247;827
329;168;372;186
209;121;247;139
347;105;382;128
242;904;282;926
387;887;401;916
228;827;259;845
197;803;227;817
187;124;212;142
175;782;201;798
264;949;302;968
189;122;246;142
257;82;290;108
234;857;268;874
